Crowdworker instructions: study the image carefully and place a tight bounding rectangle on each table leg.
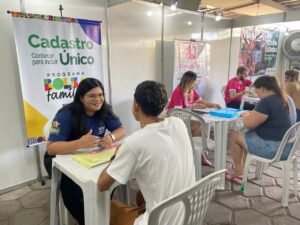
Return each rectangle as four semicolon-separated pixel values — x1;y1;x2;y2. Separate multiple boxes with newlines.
83;181;111;225
50;166;62;225
213;120;228;189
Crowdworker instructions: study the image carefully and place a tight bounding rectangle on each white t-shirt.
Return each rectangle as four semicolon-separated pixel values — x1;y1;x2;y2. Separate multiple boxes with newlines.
107;117;195;225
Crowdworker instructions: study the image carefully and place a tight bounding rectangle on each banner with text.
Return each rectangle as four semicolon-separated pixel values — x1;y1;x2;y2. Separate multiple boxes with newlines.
11;12;103;146
173;40;208;98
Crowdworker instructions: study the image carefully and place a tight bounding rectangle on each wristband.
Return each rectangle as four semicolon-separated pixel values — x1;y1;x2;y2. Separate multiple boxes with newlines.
110;133;116;142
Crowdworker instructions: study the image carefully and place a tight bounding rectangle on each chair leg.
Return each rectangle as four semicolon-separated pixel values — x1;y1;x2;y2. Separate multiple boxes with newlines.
255;161;264;179
240;99;245;110
240;156;251;193
293;157;298;197
282;162;291;207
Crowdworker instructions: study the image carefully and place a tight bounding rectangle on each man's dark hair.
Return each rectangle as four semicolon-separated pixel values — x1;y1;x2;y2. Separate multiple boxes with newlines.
134;81;168;116
237;66;248;75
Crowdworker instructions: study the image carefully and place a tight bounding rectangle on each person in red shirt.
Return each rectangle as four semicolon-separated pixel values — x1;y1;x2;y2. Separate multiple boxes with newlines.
168;71;220;110
168;71;220;166
224;66;254;110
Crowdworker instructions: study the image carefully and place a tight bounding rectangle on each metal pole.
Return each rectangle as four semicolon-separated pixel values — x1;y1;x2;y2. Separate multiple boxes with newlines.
20;0;25;12
104;0;113;105
35;145;45;185
200;12;205;42
227;20;234;81
161;2;165;84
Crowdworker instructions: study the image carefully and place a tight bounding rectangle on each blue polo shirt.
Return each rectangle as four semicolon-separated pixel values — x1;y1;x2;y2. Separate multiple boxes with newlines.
48;109;122;142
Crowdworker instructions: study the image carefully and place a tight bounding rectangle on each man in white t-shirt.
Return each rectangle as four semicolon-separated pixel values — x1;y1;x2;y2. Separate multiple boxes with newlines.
98;81;195;225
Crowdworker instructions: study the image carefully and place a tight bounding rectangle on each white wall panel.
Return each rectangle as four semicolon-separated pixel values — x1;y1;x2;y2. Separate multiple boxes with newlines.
109;2;162;134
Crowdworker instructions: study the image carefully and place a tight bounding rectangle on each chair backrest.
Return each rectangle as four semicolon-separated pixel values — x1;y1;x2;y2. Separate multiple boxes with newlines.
167;108;209;180
272;121;300;162
221;85;226;98
148;169;226;225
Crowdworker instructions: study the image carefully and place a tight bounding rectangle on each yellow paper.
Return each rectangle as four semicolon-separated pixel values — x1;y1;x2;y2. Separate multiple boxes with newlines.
72;147;116;169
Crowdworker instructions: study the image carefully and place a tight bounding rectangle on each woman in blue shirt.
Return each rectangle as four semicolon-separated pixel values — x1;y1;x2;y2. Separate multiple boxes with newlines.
45;78;125;225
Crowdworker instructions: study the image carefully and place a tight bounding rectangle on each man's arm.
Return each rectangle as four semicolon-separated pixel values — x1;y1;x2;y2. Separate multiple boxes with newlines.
98;167;116;192
229;90;245;99
98;145;122;191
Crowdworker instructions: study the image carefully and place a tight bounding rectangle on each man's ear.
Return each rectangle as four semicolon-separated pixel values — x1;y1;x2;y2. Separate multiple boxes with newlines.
133;100;139;112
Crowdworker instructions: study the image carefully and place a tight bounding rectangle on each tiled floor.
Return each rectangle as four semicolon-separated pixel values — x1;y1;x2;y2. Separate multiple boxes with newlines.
1;150;300;225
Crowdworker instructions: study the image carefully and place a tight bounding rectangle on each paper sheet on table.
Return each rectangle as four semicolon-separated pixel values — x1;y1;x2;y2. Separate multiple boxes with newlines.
193;108;214;113
72;147;116;169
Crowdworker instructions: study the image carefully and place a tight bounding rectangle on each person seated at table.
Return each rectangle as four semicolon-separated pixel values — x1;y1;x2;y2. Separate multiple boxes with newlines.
228;75;295;185
224;65;254;110
168;71;220;110
167;70;220;166
45;78;125;225
283;69;300;121
98;80;195;225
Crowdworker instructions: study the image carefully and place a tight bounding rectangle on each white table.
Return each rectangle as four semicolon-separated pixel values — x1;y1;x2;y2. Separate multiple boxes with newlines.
200;114;236;189
50;155;116;225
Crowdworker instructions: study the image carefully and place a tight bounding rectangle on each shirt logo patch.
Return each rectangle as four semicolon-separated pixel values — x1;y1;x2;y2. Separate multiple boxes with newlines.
52;121;60;128
98;126;105;134
49;120;60;135
98;122;105;135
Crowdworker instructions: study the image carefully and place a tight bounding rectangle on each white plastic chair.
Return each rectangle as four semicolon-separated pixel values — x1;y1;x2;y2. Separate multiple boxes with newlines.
240;95;260;110
221;85;226;99
44;120;70;225
240;121;300;207
148;169;226;225
167;109;214;180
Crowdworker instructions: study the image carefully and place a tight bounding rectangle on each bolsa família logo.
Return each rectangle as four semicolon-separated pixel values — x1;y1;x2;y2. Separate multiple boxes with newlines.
28;34;95;65
44;76;84;102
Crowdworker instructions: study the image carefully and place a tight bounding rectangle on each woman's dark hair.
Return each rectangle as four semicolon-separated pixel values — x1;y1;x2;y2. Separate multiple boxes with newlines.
58;78;118;139
134;80;168;116
179;71;197;92
285;69;299;82
253;75;289;111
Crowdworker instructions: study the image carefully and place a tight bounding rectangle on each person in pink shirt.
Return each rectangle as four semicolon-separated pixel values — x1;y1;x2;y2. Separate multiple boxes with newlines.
224;66;254;110
168;71;220;166
168;71;220;110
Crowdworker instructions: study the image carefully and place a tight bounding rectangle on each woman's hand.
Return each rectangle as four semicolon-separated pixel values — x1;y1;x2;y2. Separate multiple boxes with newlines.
213;104;221;109
193;103;206;109
77;130;100;149
98;135;114;149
